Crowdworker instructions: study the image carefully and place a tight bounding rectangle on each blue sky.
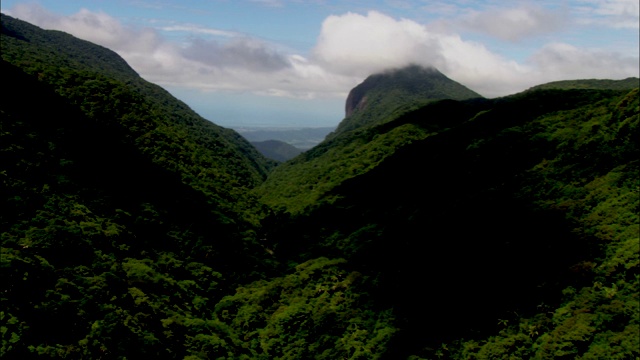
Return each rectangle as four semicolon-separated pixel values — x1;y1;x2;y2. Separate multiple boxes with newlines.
2;0;638;128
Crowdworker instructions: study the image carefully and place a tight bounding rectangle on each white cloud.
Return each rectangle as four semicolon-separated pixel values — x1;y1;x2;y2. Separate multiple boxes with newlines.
311;11;445;76
310;9;639;96
160;24;240;38
181;37;291;72
459;4;567;42
6;4;354;99
8;4;163;53
6;3;638;102
576;0;640;28
310;11;534;96
595;0;639;18
528;42;640;80
249;0;285;8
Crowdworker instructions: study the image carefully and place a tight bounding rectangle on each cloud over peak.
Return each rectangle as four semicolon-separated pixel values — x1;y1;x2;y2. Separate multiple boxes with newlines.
311;11;445;77
6;2;638;101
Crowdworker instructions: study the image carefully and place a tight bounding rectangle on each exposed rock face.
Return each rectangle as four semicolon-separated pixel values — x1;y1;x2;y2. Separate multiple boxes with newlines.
345;93;368;117
338;65;481;134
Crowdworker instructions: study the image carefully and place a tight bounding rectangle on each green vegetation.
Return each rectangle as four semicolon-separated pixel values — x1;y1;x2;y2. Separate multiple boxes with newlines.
1;14;277;358
261;87;639;359
256;120;435;212
525;77;639;92
335;64;481;136
0;14;275;191
2;13;638;360
256;66;482;213
209;257;396;359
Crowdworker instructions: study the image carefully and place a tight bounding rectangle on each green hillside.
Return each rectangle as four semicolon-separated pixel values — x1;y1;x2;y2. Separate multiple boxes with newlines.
255;66;482;213
1;14;279;358
262;86;639;358
0;14;275;194
2;13;638;360
335;64;481;136
526;77;639;92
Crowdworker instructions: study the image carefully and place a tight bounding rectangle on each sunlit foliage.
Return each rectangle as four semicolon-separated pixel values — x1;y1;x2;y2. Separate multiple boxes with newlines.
1;13;638;360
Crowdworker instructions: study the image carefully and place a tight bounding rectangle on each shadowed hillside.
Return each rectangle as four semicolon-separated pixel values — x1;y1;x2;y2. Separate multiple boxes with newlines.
2;13;638;360
256;66;483;213
1;14;279;358
260;86;639;359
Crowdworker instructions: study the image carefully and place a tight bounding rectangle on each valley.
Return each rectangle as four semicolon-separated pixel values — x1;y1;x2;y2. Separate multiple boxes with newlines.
1;13;639;360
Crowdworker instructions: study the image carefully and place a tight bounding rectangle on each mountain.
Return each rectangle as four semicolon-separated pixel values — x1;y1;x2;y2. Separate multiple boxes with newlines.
1;14;279;358
251;139;303;162
1;14;275;181
525;77;639;92
1;13;278;223
2;13;639;360
260;84;639;358
256;66;483;213
236;126;335;150
1;15;401;360
335;64;481;136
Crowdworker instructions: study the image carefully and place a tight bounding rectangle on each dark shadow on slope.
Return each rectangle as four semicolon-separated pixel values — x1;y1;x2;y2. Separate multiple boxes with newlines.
263;90;617;357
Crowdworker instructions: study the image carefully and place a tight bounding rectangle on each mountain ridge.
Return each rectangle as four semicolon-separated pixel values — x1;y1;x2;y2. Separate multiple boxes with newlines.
262;85;639;358
334;64;482;136
251;139;303;162
1;13;275;201
2;15;284;358
2;13;638;360
525;77;639;92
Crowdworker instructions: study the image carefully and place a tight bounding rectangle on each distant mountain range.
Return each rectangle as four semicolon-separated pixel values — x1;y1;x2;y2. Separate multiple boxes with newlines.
250;139;303;162
235;126;335;150
2;13;638;360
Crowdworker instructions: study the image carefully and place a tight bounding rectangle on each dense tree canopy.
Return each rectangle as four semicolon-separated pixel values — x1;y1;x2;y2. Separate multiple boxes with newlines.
263;87;639;359
2;13;638;360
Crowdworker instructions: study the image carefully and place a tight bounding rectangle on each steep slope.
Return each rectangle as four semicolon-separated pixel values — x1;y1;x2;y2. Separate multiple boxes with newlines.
3;13;638;360
1;14;275;192
256;66;482;213
261;86;639;359
337;64;481;135
1;15;278;358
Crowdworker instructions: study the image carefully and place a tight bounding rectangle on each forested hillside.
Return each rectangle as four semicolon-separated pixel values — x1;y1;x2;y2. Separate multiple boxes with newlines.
1;14;280;358
255;70;482;212
526;77;639;92
2;13;638;360
337;65;481;135
261;86;639;358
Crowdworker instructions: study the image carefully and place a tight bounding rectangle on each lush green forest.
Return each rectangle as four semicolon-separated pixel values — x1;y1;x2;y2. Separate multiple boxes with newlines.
260;87;639;359
333;65;481;137
2;13;639;359
525;78;640;92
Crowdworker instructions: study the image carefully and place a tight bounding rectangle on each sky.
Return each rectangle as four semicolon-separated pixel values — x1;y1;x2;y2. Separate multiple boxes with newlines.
2;0;638;128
